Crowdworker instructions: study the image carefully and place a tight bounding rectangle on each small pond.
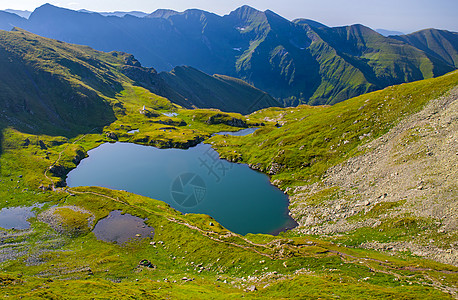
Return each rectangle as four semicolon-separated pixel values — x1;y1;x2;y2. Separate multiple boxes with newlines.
128;129;140;134
92;210;154;244
0;204;43;230
67;129;296;235
214;128;258;136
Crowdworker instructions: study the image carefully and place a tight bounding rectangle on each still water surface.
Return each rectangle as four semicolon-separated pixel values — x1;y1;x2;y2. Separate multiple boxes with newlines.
67;131;296;235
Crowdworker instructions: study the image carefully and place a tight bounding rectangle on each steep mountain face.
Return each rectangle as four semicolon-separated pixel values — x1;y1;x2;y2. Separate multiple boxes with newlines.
392;29;458;68
1;4;457;106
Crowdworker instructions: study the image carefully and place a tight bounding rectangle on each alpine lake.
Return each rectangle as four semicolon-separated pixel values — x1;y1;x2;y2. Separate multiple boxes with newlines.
67;128;297;235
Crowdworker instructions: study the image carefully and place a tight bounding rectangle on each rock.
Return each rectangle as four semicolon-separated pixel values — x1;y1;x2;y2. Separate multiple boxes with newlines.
246;285;257;292
205;114;247;128
140;108;160;118
209;222;214;226
181;277;194;282
138;259;156;269
72;149;87;165
39;184;52;191
106;132;118;140
268;163;284;175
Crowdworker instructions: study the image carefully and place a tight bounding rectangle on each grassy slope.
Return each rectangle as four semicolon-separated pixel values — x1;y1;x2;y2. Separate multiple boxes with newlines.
0;87;456;299
159;66;281;115
209;70;458;187
0;28;122;137
208;70;457;266
0;31;457;298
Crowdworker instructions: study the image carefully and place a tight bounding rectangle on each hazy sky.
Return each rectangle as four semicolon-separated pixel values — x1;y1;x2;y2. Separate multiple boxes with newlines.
1;0;457;33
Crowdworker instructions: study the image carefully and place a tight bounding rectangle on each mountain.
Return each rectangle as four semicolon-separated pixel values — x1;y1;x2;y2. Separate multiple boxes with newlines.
0;28;118;136
159;66;280;114
0;11;26;31
78;9;149;18
392;28;458;68
0;29;274;138
0;63;456;299
2;9;32;19
1;4;457;106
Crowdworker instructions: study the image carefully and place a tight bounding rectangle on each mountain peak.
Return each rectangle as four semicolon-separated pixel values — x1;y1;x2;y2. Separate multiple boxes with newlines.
236;5;260;13
228;5;266;25
230;5;263;17
31;3;74;18
148;9;179;19
36;3;59;10
294;18;328;29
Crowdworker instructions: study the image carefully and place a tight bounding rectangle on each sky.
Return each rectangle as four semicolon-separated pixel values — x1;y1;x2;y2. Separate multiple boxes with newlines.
0;0;457;33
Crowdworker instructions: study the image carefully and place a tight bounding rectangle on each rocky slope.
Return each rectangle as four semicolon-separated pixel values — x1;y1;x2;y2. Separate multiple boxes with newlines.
290;85;457;265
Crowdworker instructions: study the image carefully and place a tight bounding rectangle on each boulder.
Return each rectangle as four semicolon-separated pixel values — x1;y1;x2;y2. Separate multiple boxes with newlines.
106;132;118;140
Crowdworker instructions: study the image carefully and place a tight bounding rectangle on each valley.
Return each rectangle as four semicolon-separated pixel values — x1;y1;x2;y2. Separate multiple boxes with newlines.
0;7;456;299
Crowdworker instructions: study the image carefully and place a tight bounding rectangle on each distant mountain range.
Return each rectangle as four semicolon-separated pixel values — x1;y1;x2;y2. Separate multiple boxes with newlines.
3;9;32;19
1;4;457;106
375;29;405;36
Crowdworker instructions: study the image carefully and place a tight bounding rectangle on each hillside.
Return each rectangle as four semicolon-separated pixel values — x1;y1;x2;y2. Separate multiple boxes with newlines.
0;14;456;300
0;70;456;298
159;66;281;114
0;11;25;31
393;29;458;68
1;4;456;106
209;70;458;267
0;28;121;136
0;29;270;136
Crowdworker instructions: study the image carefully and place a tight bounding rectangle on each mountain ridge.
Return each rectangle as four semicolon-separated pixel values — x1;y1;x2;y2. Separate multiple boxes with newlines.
2;4;454;107
0;28;276;138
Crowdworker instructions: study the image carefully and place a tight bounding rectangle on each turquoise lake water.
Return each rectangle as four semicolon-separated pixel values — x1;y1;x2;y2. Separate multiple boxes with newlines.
67;132;296;235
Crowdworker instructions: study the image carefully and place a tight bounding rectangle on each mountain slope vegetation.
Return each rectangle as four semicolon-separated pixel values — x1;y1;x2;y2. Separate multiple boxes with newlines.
0;14;456;300
2;4;456;106
209;70;458;267
159;66;280;114
0;28;271;136
392;29;458;68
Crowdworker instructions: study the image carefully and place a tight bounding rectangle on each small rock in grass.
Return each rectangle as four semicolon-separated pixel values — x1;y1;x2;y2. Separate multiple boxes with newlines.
246;285;257;292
